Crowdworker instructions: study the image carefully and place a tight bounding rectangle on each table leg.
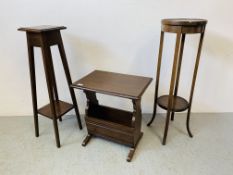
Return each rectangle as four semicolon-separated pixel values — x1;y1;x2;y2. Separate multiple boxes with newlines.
58;40;82;129
82;91;98;147
84;90;99;105
162;32;181;145
127;99;143;162
171;34;186;121
48;50;61;122
27;45;39;137
127;132;143;162
186;32;205;138
41;39;60;148
147;31;164;126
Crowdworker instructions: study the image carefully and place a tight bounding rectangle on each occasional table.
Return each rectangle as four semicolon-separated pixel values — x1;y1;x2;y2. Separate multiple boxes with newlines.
72;70;152;161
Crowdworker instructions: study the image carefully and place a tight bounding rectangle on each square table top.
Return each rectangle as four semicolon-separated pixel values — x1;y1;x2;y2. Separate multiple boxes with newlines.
72;70;152;99
18;25;66;33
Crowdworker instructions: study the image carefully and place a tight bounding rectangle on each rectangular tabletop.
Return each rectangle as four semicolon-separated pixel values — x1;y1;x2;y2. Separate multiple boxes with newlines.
72;70;152;99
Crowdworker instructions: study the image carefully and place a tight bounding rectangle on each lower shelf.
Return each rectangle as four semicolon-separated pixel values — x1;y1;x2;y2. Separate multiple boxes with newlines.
38;100;73;119
85;104;139;147
86;118;135;146
157;95;189;112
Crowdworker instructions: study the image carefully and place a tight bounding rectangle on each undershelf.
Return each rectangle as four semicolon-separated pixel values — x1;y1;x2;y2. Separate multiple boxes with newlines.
38;100;73;119
157;95;189;112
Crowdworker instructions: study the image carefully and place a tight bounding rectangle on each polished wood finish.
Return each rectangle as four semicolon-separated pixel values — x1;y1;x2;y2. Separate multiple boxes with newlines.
150;31;164;127
38;100;73;119
18;25;66;33
161;18;207;34
73;70;152;161
147;18;207;145
162;18;207;26
127;132;143;162
171;34;186;121
72;70;152;99
157;95;189;112
18;25;82;148
82;134;92;146
186;32;206;137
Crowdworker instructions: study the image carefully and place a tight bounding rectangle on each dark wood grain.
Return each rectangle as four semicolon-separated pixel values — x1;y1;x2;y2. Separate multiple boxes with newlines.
87;104;133;127
82;134;92;146
161;19;207;34
147;31;164;126
18;25;66;33
162;18;207;26
157;95;189;112
127;132;143;162
19;25;82;148
74;71;152;161
38;100;73;119
72;70;152;99
148;18;207;145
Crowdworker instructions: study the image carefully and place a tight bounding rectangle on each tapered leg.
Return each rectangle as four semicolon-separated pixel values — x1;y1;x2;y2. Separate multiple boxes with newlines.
162;33;182;145
58;40;82;129
171;34;186;121
162;111;171;145
186;32;205;138
186;109;193;137
46;47;62;122
147;31;165;126
27;45;39;137
41;42;60;148
170;112;175;121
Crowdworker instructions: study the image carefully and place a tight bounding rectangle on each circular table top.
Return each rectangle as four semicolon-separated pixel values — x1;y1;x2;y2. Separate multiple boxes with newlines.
162;18;207;26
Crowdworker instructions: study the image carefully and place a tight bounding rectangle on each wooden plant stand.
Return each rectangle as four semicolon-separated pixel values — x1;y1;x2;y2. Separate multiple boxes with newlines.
18;25;82;148
147;18;208;145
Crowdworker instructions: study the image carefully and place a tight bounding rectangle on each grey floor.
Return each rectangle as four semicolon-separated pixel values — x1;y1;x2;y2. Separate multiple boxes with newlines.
0;113;233;175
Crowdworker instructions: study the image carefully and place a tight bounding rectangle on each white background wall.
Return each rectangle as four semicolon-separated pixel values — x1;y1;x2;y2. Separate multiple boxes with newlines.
0;0;233;116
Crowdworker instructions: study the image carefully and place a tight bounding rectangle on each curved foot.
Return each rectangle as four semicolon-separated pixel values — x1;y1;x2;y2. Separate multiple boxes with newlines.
127;148;135;162
186;112;193;138
147;117;154;126
147;104;157;126
147;113;156;126
82;134;92;146
187;124;193;138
